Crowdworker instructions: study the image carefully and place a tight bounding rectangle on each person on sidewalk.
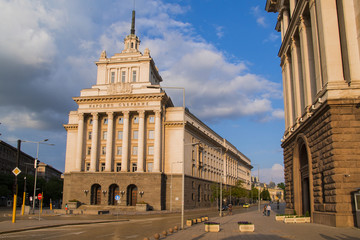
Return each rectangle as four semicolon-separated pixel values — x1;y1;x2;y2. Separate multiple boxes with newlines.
263;205;267;216
228;204;233;215
266;204;271;216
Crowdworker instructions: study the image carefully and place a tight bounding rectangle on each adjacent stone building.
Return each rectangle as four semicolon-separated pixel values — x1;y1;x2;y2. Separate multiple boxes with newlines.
266;0;360;227
62;11;252;211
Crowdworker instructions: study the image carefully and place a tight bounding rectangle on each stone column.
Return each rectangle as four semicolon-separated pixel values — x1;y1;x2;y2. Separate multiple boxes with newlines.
121;111;129;172
309;0;323;92
105;112;114;172
283;55;295;127
137;110;145;172
315;0;344;83
90;112;99;172
281;63;290;129
299;15;316;106
339;0;360;82
75;113;84;171
281;8;290;40
290;37;304;119
153;110;161;172
289;0;296;17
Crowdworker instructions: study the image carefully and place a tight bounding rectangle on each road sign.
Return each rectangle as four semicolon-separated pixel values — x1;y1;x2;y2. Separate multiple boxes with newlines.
115;195;120;201
38;193;42;200
12;167;21;176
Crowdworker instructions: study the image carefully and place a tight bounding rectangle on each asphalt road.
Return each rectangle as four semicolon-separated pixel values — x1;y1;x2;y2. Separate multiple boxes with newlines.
0;206;255;240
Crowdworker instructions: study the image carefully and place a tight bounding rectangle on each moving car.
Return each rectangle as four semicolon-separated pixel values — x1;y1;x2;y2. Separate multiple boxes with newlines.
242;203;250;208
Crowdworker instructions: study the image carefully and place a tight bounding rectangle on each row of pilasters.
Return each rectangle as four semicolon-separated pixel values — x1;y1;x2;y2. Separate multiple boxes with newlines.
279;0;360;130
74;110;162;173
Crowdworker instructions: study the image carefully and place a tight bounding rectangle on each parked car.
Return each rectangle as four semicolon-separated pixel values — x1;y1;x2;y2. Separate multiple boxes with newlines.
242;203;250;208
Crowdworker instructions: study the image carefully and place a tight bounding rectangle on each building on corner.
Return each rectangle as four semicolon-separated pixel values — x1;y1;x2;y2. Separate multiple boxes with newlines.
266;0;360;227
62;10;252;211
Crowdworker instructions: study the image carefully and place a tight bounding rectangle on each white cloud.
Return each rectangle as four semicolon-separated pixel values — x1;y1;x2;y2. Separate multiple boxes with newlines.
251;5;268;28
253;163;284;184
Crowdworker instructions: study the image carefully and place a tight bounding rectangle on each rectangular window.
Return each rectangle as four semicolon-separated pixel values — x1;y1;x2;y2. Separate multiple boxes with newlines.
132;146;138;155
117;146;122;155
148;130;154;139
132;163;137;172
149;116;155;123
111;72;115;83
121;71;126;83
103;131;107;140
118;131;123;140
101;163;105;171
88;131;92;140
133;116;139;124
86;163;90;171
102;146;106;155
132;70;136;82
118;117;123;124
116;163;121;172
147;162;153;172
148;146;154;155
133;130;138;139
87;147;91;155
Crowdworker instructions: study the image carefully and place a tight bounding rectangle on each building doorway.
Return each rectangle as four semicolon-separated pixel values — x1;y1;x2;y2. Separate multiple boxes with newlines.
299;144;311;216
108;184;120;205
91;184;101;205
127;184;137;206
293;137;312;217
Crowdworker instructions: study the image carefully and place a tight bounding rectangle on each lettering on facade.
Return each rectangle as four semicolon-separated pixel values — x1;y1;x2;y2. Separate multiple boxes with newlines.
89;102;148;108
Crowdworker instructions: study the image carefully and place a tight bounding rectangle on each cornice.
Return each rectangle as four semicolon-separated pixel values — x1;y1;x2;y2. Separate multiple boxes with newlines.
164;121;183;127
73;93;165;104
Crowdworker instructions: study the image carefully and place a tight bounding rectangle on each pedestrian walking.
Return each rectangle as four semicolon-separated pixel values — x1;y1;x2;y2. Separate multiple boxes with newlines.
228;204;233;215
266;204;271;216
263;205;267;216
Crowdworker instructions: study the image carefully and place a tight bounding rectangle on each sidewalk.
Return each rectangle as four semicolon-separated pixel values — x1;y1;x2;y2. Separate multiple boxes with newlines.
164;208;360;240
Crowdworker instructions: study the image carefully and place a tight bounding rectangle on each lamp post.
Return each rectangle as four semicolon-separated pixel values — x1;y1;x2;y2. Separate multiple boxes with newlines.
147;85;186;229
22;139;54;214
254;164;260;212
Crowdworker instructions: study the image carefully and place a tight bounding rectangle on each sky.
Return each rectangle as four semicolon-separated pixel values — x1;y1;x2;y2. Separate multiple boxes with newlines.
0;0;285;184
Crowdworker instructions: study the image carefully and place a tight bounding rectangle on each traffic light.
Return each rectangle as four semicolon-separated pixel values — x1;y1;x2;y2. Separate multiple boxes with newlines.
34;158;40;168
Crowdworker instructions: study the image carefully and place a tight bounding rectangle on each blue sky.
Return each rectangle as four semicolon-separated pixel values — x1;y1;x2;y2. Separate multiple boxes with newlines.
0;0;284;184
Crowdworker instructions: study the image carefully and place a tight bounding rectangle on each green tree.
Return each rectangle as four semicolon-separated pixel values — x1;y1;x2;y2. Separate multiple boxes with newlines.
261;189;271;200
210;183;220;203
277;182;286;198
231;180;248;198
250;187;259;201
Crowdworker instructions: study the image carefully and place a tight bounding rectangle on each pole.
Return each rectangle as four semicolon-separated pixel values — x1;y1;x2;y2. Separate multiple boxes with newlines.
181;88;185;230
21;166;27;215
258;165;260;212
32;142;40;214
12;140;21;223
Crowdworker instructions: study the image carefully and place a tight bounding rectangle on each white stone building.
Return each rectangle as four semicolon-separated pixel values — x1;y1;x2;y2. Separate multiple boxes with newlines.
63;11;252;211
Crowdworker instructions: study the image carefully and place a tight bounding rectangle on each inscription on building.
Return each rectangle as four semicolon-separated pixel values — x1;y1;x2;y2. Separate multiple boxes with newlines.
88;102;149;108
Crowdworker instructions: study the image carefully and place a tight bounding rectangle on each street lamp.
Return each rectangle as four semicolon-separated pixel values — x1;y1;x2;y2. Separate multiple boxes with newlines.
147;85;186;229
22;139;54;214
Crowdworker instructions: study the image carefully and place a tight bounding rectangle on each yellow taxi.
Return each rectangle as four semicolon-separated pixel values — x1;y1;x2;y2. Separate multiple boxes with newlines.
242;203;250;208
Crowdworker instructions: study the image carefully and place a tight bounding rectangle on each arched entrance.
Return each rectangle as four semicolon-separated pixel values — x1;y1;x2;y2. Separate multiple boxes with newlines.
91;184;101;205
108;184;120;205
127;184;137;206
293;136;313;216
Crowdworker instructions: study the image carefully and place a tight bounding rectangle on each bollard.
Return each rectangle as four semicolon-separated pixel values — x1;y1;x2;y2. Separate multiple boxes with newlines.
154;233;160;239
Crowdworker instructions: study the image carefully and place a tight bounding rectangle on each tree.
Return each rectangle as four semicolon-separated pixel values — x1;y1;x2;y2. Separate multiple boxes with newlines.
261;189;271;201
250;187;259;201
277;182;286;198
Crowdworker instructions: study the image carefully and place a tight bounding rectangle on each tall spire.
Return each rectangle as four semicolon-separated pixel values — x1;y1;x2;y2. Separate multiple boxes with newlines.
130;10;135;35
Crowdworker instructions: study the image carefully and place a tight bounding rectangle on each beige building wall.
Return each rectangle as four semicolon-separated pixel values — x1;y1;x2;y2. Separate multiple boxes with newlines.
266;0;360;227
62;11;252;211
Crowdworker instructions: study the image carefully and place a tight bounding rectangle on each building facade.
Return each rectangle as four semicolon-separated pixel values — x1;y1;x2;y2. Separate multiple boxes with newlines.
62;11;252;211
266;0;360;227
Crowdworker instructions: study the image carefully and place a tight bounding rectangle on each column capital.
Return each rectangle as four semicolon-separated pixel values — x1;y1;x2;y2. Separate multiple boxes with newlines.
91;112;99;120
78;112;84;118
107;112;114;118
155;110;162;117
299;15;310;32
123;110;129;118
138;110;145;118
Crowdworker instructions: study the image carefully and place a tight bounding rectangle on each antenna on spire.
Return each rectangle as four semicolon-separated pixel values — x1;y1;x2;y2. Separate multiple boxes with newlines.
130;7;135;35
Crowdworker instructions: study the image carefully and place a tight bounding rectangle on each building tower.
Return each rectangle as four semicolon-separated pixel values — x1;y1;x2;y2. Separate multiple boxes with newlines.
266;0;360;227
63;10;252;212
